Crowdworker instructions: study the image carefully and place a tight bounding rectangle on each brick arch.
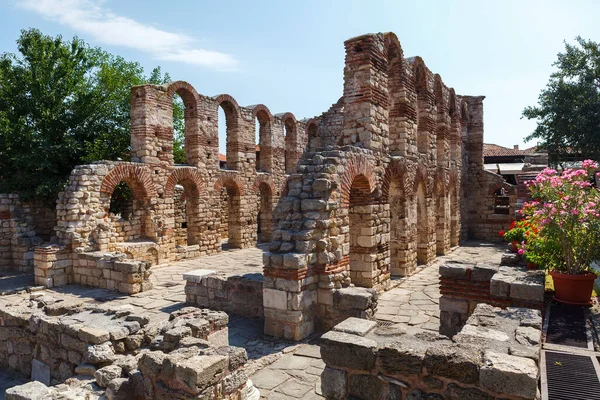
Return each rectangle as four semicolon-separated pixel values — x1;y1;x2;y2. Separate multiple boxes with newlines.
448;88;458;119
252;175;277;197
411;57;432;95
339;155;377;207
164;81;201;165
434;75;447;112
248;104;274;172
214;94;242;170
280;113;299;174
382;160;408;199
165;81;200;105
214;173;245;196
306;119;319;150
412;165;429;197
165;168;206;198
434;169;447;197
100;164;157;199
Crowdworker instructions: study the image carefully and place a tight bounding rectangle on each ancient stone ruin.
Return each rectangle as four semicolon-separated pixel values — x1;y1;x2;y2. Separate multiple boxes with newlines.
0;32;547;400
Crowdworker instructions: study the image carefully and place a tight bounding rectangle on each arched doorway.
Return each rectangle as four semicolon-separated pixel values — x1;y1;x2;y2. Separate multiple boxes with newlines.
348;174;377;288
257;182;273;243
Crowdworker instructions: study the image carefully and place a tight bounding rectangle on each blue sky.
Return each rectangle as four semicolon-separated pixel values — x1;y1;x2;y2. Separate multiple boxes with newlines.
1;0;599;153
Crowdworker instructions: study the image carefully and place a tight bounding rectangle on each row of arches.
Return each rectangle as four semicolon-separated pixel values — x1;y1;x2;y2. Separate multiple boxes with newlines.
342;160;459;286
144;81;315;175
385;32;469;162
98;165;277;257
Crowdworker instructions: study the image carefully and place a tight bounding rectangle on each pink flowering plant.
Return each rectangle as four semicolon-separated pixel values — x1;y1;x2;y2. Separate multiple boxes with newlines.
523;160;600;274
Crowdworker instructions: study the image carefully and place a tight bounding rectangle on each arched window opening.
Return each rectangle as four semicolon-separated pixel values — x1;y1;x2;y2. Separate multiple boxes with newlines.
284;119;296;174
173;185;190;245
348;174;377;288
307;123;318;150
257;183;273;243
389;177;409;276
415;65;429;154
255;110;272;172
220;181;243;250
109;182;133;221
218;106;227;169
416;183;428;265
450;185;459;246
172;93;186;164
255;117;261;171
219;101;239;171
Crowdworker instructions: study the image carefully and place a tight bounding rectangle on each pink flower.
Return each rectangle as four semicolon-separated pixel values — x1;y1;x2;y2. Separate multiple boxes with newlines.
518;248;525;256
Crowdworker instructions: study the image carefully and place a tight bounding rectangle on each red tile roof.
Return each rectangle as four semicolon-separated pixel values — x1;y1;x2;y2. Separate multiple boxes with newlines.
219;153;226;162
483;144;535;157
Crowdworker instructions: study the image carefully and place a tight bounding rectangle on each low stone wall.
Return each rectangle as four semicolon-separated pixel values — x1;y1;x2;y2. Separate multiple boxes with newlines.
33;245;154;294
439;258;545;336
317;287;378;331
0;194;48;272
320;304;542;400
2;298;258;400
184;269;264;318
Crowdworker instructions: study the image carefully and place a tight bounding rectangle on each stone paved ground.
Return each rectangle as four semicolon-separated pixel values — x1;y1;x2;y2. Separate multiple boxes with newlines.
248;241;506;399
0;241;505;398
375;241;506;334
0;272;34;295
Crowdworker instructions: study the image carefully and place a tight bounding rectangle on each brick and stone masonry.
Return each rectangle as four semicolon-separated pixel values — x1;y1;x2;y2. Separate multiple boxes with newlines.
0;31;520;338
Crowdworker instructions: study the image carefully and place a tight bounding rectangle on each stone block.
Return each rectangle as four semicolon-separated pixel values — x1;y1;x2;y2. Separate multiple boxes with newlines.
510;274;545;302
332;317;376;336
423;343;481;384
439;296;469;314
349;373;384;399
94;365;123;388
31;359;50;386
321;331;377;371
84;342;115;364
173;355;228;393
78;327;110;344
472;263;499;281
439;263;470;279
263;288;288;310
377;339;427;375
320;367;347;400
182;269;217;283
6;381;50;400
480;351;538;398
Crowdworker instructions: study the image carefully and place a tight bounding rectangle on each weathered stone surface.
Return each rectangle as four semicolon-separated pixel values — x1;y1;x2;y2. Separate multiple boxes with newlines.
84;342;115;364
6;381;51;400
377;339;427;375
95;365;123;388
320;331;377;371
320;367;347;400
423;343;481;384
480;351;538;398
78;326;110;344
332;317;376;336
31;359;50;386
348;373;384;399
173;355;228;392
74;363;97;376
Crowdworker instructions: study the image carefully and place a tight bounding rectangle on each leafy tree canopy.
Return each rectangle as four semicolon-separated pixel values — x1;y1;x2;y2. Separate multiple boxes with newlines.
523;37;600;166
0;29;184;203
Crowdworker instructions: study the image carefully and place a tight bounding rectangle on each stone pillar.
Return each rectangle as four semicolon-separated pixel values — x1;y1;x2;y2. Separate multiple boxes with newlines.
130;85;173;166
34;245;71;288
342;34;389;151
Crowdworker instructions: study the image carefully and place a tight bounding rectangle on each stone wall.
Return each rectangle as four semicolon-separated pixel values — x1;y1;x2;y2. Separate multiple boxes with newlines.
439;257;545;336
0;194;52;272
184;269;264;318
263;33;476;340
1;299;257;400
320;304;542;400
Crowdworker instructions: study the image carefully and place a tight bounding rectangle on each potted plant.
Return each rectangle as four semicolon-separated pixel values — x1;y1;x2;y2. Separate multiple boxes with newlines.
523;161;600;305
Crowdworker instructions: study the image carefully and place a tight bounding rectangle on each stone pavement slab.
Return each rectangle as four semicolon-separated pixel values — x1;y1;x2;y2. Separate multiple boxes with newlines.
375;241;505;334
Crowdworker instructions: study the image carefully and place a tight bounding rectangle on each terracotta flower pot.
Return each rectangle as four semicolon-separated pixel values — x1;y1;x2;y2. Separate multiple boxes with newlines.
550;270;597;306
526;262;537;270
510;241;518;252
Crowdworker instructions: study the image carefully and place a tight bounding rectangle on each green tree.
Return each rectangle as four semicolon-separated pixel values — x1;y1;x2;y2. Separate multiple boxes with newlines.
523;37;600;166
0;29;184;203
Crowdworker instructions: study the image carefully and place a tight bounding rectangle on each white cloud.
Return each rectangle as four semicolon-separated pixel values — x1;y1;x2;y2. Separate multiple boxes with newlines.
17;0;238;70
